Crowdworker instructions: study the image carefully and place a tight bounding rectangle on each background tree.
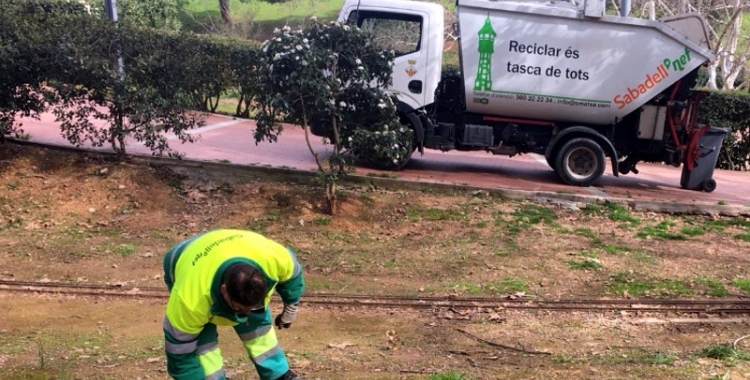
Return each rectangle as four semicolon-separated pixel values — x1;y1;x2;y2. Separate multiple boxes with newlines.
625;0;750;90
255;21;412;214
118;0;184;31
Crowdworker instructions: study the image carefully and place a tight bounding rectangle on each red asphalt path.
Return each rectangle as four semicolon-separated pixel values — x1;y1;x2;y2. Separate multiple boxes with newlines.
12;112;750;209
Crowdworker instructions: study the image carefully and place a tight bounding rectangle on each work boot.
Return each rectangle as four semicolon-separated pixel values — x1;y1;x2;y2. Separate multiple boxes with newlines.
275;370;304;380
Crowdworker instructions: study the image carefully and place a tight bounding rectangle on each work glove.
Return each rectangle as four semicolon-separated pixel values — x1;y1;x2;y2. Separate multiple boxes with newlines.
274;303;299;329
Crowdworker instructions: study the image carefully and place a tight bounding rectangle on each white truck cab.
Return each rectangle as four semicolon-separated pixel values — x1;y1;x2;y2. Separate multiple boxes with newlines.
337;0;444;112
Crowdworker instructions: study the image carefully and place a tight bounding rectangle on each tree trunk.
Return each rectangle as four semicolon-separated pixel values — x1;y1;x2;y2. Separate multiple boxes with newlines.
707;62;718;90
326;182;337;215
219;0;231;24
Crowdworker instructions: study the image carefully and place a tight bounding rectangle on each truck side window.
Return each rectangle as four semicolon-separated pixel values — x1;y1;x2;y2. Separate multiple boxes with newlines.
346;10;422;57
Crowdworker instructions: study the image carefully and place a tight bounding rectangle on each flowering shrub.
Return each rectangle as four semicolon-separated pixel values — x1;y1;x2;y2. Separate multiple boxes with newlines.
255;20;413;213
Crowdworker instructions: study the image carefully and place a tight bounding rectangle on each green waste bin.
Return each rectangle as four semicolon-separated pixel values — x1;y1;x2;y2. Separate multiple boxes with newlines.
680;126;729;193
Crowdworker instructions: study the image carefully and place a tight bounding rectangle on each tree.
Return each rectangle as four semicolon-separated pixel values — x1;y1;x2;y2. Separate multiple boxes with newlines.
626;0;750;90
220;0;231;24
255;21;412;214
118;0;184;31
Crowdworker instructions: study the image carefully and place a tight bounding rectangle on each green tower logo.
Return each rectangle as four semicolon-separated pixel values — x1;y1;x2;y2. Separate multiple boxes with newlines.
474;15;496;91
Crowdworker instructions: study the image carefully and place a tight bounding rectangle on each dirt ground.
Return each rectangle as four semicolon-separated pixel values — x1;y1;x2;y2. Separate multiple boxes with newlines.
1;143;749;380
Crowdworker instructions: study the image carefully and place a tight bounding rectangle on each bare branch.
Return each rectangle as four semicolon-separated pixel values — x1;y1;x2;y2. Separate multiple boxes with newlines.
456;328;551;355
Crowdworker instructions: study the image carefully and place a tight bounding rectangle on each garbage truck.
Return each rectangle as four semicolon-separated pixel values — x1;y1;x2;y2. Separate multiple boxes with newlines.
321;0;724;190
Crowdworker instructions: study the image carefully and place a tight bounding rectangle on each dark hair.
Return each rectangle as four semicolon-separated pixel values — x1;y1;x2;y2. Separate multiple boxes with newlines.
223;263;266;308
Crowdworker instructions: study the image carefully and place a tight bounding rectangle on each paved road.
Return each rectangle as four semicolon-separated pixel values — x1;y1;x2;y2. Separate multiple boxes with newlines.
13;112;750;209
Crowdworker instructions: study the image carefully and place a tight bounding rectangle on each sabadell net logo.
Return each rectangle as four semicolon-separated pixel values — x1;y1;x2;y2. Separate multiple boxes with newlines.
613;47;693;110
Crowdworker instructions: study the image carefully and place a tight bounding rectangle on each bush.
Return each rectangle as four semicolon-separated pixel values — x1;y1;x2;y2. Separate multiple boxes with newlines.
697;91;750;171
4;0;265;156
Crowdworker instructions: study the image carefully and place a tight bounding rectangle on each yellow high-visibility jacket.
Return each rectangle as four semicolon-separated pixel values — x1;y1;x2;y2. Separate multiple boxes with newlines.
162;229;304;380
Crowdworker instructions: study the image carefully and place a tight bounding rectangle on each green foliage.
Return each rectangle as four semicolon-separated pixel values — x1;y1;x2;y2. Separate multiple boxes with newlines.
118;0;183;31
512;204;557;224
696;277;729;297
699;344;750;363
254;21;405;213
3;0;266;157
732;277;750;294
0;0;70;139
407;206;466;222
697;91;750;171
604;202;640;226
568;259;602;271
636;220;686;240
573;227;596;239
429;371;472;380
230;44;264;117
47;20;207;158
650;352;676;366
681;226;706;236
609;272;693;297
488;277;528;293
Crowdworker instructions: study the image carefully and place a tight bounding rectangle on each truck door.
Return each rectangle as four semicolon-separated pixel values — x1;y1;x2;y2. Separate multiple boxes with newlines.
344;9;429;111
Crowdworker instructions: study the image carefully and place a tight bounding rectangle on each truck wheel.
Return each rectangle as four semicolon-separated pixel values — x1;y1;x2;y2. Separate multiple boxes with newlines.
554;137;606;187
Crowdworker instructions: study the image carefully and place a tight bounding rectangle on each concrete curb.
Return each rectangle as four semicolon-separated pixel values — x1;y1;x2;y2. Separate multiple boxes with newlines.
9;140;750;217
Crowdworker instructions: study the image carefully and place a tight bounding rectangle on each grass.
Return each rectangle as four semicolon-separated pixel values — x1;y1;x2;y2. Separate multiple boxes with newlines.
488;277;528;294
552;354;573;364
703;217;750;233
605;202;641;226
732;277;750;294
512;203;557;225
681;226;706;236
699;343;750;363
696;277;730;297
609;272;693;296
115;244;137;257
407;206;467;222
602;244;633;255
313;216;330;226
181;0;345;35
650;351;677;365
502;203;558;234
636;220;686;240
429;371;473;380
568;259;602;270
493;238;520;257
573;227;596;239
443;280;483;295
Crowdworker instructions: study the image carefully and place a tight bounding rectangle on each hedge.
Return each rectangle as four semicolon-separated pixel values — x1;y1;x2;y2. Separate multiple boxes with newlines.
1;0;262;155
698;91;750;171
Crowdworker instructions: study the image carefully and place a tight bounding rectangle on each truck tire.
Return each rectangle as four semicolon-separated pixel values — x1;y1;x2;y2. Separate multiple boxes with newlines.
544;152;556;171
554;137;606;187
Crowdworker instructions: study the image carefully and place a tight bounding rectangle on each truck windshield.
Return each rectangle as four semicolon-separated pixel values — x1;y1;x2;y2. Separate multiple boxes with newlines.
347;10;422;57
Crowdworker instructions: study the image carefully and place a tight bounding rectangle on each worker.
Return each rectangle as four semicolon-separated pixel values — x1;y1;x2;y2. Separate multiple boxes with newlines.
161;229;305;380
